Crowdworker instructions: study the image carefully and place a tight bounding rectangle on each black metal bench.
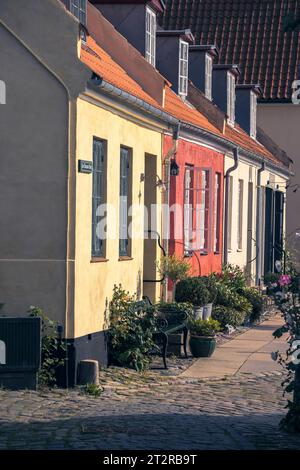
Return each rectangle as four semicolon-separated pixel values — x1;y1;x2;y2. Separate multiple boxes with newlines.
141;298;189;369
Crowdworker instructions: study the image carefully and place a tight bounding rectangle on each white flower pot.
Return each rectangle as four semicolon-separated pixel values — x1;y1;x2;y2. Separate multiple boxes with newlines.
202;303;213;320
193;306;203;320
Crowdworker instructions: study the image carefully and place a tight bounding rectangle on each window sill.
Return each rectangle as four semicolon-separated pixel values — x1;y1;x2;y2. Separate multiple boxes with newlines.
200;251;209;256
118;256;133;261
214;251;221;255
91;257;109;263
237;249;243;252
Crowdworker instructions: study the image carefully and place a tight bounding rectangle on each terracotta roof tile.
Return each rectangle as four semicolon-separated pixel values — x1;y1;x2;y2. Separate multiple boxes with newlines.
162;0;300;102
81;36;160;107
80;25;285;167
164;87;222;134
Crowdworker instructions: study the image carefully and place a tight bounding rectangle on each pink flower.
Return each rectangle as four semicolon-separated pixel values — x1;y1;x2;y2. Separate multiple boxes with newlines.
278;275;292;287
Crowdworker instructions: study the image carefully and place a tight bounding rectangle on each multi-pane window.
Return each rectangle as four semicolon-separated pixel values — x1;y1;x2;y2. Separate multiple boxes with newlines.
199;170;211;251
119;147;131;257
228;175;233;250
179;40;189;96
145;7;156;66
214;173;221;252
237;179;244;250
183;168;211;253
70;0;87;26
227;72;235;125
250;91;257;139
184;166;194;254
205;54;213;100
92;138;106;258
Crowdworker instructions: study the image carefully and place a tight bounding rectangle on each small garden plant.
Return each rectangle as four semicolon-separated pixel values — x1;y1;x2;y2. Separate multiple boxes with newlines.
268;266;300;433
175;277;210;306
157;254;191;300
188;318;221;337
28;306;66;387
108;285;157;372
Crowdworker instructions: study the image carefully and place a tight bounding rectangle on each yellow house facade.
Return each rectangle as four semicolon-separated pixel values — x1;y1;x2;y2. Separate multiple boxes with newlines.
73;91;166;344
225;153;288;285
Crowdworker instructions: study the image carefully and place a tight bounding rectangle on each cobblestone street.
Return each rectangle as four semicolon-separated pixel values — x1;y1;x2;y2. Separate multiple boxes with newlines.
1;370;300;450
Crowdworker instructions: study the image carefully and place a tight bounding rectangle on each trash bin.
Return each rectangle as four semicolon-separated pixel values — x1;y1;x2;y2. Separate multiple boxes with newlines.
0;317;41;390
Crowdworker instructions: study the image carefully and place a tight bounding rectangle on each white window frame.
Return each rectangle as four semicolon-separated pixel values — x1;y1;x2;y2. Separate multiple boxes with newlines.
205;54;213;100
145;7;156;67
237;179;244;250
213;172;221;252
199;169;211;252
228;175;233;250
179;40;189;97
184;166;194;254
70;0;87;26
227;72;235;125
250;91;257;139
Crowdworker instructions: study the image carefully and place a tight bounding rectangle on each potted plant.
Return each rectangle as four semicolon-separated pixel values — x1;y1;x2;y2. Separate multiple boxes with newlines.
188;318;220;357
200;276;218;320
175;277;210;319
157;254;191;301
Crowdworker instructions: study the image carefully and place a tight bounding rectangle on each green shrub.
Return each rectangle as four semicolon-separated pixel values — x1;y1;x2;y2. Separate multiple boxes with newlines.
242;287;264;322
188;318;221;336
175;277;210;306
263;272;280;285
212;306;247;328
213;264;247;291
108;286;157;372
28;306;66;387
214;284;252;314
109;284;136;324
199;276;218;303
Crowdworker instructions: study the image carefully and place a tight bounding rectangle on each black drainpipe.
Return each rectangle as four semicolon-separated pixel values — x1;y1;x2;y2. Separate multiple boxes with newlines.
223;147;239;264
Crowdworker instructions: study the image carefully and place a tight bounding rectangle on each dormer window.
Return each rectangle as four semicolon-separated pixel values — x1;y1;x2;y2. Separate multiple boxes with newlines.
70;0;87;26
145;7;156;66
205;54;213;100
250;91;257;139
227;72;235;125
179;40;189;96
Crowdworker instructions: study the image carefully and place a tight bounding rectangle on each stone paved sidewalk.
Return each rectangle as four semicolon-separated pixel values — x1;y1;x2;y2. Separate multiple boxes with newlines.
0;313;300;450
0;371;300;450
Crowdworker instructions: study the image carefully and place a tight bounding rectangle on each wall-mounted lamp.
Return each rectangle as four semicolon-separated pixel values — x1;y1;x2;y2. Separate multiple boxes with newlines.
170;159;180;176
156;175;166;192
287;183;299;193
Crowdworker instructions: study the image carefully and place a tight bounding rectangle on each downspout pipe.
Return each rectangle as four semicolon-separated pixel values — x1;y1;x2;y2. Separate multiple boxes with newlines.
162;123;180;301
224;147;239;264
255;161;266;286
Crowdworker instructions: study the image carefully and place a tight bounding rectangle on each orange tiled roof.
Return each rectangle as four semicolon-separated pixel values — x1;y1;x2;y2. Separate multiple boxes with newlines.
224;123;283;166
81;36;160;108
165;87;284;166
81;35;285;167
164;87;223;135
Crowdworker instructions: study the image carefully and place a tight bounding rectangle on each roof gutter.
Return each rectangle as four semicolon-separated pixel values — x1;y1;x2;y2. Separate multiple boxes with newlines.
89;78;291;177
223;147;239;264
88;77;179;127
180;121;291;177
